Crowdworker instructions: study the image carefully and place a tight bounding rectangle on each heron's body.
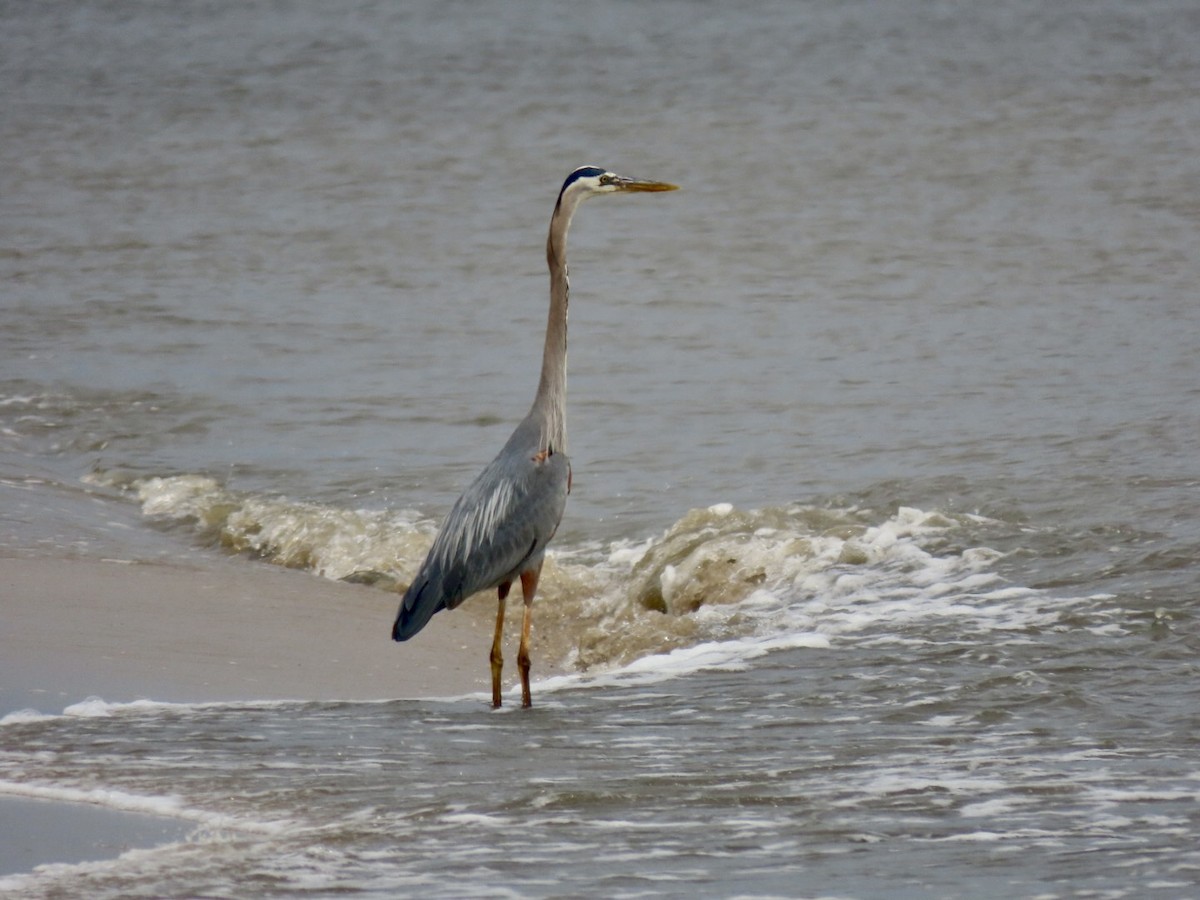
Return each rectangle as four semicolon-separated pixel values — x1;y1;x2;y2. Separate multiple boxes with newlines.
392;165;677;707
391;414;570;641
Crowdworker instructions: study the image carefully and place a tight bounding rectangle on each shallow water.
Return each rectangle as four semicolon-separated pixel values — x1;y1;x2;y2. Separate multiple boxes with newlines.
3;626;1199;898
3;0;1200;895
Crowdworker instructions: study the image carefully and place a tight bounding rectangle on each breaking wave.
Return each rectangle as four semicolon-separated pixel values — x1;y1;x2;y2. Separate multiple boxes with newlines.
86;471;1048;674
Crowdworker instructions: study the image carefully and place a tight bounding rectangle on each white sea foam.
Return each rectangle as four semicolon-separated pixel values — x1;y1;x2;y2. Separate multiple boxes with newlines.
934;831;1007;842
0;779;286;836
87;471;434;585
1;695;312;725
559;502;1073;677
62;696;150;718
92;467;1071;682
122;476;1070;683
0;708;56;725
534;632;832;696
960;797;1031;818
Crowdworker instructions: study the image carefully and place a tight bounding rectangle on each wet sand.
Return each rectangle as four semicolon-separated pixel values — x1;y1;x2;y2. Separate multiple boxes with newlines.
0;555;492;713
0;554;505;878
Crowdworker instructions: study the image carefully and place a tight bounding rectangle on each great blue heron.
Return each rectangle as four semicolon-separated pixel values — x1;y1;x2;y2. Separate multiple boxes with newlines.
391;165;677;708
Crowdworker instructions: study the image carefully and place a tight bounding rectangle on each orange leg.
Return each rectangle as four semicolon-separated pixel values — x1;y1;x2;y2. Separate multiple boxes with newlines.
491;582;511;708
518;563;542;709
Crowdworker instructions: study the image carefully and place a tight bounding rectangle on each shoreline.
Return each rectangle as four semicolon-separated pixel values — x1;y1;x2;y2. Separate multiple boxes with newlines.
0;796;195;880
0;553;533;878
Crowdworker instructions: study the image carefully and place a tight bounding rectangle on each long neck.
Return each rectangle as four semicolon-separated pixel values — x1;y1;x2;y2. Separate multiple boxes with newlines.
530;191;582;453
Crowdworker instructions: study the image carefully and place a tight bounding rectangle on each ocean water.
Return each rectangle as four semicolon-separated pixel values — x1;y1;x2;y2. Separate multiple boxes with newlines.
3;0;1200;896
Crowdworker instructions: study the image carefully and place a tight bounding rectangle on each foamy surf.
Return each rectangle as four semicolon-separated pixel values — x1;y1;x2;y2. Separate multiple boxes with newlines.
85;471;433;585
0;696;354;727
81;470;1070;681
0;779;287;837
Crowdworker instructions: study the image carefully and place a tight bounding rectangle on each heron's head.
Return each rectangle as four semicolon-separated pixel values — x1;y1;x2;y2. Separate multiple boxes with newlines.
557;165;678;207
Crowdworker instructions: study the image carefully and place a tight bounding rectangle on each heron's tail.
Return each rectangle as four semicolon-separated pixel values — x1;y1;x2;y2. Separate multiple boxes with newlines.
392;577;446;641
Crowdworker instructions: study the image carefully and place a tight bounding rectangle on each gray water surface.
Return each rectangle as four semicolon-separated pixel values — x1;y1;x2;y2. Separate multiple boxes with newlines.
2;1;1199;896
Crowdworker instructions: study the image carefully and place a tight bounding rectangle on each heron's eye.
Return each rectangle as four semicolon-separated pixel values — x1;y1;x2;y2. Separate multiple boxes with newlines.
599;174;615;185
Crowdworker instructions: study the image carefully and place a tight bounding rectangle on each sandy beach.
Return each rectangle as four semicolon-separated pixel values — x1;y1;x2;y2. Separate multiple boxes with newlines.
1;555;494;713
0;554;510;877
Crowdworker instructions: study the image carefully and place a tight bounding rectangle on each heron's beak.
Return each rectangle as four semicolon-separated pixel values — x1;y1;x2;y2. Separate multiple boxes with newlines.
615;176;679;193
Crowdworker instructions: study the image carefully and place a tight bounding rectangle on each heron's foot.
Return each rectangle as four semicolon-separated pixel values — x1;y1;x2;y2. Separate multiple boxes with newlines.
490;649;503;709
518;650;532;708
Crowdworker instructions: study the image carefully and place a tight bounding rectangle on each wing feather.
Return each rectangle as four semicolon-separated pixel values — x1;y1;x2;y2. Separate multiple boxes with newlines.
392;440;569;641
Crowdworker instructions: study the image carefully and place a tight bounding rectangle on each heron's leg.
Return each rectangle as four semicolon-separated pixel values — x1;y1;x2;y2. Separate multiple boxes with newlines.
517;564;542;709
491;582;511;709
